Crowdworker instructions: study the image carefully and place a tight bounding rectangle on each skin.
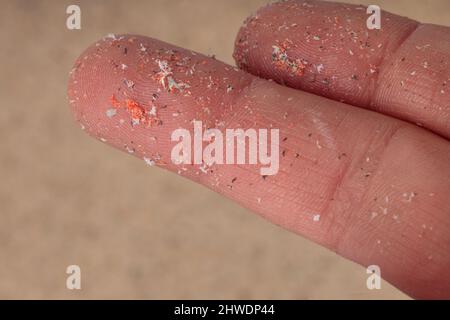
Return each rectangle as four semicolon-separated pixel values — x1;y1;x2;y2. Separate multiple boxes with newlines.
67;0;450;299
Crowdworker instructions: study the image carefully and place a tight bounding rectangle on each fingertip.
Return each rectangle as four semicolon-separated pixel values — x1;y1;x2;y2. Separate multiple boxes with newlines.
67;34;144;140
233;0;418;103
67;33;254;169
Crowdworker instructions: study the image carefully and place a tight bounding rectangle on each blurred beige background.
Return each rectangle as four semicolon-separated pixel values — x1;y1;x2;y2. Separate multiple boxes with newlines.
1;0;449;299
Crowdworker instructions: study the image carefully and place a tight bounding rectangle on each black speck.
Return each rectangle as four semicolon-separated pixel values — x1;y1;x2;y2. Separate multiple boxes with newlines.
337;152;347;159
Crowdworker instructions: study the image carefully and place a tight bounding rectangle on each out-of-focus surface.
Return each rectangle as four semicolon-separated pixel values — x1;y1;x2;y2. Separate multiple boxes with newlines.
1;0;449;299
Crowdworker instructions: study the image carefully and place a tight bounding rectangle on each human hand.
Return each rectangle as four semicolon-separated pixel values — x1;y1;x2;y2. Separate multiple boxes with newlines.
68;0;450;299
